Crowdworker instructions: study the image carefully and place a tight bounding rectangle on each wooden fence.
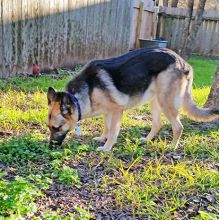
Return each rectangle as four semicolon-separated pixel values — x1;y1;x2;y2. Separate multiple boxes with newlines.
0;0;132;78
157;7;219;56
1;0;219;78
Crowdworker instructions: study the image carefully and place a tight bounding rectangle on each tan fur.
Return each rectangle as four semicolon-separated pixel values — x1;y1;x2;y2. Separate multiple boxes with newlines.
48;63;219;151
88;64;188;151
48;102;62;128
91;64;218;151
182;69;219;122
48;101;76;137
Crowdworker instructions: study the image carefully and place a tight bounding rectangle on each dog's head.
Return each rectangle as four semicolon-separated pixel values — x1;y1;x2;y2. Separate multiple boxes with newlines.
47;87;77;147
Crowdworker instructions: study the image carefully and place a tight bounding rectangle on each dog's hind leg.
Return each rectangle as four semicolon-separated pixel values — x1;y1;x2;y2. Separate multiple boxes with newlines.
170;115;183;148
162;107;183;148
155;67;186;148
158;93;183;148
93;114;111;142
140;98;162;143
97;110;123;152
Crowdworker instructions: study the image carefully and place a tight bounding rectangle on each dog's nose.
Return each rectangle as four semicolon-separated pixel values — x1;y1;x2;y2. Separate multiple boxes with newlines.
49;139;63;148
49;131;68;148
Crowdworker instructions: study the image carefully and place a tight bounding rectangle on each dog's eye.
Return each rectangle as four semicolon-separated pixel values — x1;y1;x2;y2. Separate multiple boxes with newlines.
61;106;71;116
62;110;69;116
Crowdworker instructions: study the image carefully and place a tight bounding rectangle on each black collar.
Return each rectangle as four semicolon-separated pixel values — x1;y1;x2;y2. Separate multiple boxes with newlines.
69;93;81;121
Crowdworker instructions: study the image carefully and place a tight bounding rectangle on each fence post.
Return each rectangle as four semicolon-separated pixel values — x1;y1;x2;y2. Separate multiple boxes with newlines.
135;1;144;48
129;0;156;50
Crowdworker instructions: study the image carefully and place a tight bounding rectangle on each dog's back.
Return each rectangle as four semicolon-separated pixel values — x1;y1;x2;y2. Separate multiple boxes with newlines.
66;47;188;100
90;47;179;95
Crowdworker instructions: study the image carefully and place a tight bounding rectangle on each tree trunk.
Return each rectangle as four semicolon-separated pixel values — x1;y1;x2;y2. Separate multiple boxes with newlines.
163;0;169;7
181;0;207;60
181;0;194;53
204;65;219;108
171;0;179;7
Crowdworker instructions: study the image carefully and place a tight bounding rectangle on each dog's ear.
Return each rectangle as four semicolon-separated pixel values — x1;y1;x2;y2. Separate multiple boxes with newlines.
61;93;72;116
47;87;56;104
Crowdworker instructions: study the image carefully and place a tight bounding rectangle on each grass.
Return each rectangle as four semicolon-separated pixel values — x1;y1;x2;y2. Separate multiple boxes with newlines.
0;57;218;219
103;160;219;219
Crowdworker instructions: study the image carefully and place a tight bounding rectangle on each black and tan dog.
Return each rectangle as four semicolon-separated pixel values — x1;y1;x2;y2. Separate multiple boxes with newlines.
47;47;219;151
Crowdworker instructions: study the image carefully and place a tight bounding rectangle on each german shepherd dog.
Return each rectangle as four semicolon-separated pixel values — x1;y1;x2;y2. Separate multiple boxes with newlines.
47;47;219;151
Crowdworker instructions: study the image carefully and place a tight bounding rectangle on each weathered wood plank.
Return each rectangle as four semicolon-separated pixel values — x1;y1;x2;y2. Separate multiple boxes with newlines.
122;0;132;52
2;0;13;77
133;0;154;12
78;0;87;62
101;0;111;58
0;0;3;78
129;1;139;49
66;0;76;63
114;0;125;55
41;0;51;69
85;0;95;60
159;6;219;21
94;0;103;58
135;1;144;48
62;0;69;65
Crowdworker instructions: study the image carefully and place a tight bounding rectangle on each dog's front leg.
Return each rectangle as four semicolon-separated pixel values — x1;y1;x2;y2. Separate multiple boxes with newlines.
97;110;123;152
93;114;111;142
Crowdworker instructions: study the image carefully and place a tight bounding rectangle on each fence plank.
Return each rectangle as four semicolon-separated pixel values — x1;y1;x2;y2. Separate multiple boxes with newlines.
0;0;3;78
101;0;111;57
122;0;132;52
135;2;144;48
129;1;139;49
3;0;14;77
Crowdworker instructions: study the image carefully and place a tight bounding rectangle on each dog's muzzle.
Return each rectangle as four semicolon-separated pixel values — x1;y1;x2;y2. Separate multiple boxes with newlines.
49;130;69;147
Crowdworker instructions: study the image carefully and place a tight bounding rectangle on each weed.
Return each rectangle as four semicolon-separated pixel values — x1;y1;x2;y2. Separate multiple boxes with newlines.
74;206;93;220
0;134;49;165
103;159;219;219
0;176;40;218
53;165;80;186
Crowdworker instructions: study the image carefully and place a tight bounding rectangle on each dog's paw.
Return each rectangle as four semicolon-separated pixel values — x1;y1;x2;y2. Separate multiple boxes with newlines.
97;146;111;152
93;136;106;142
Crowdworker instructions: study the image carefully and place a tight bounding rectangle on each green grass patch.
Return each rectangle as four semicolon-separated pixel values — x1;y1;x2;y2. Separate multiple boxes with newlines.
188;57;218;106
189;57;218;88
0;134;49;165
0;175;40;218
0;57;218;219
103;159;219;219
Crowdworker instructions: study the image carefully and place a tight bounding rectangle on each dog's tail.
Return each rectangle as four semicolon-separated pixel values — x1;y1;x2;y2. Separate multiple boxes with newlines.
182;68;219;122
